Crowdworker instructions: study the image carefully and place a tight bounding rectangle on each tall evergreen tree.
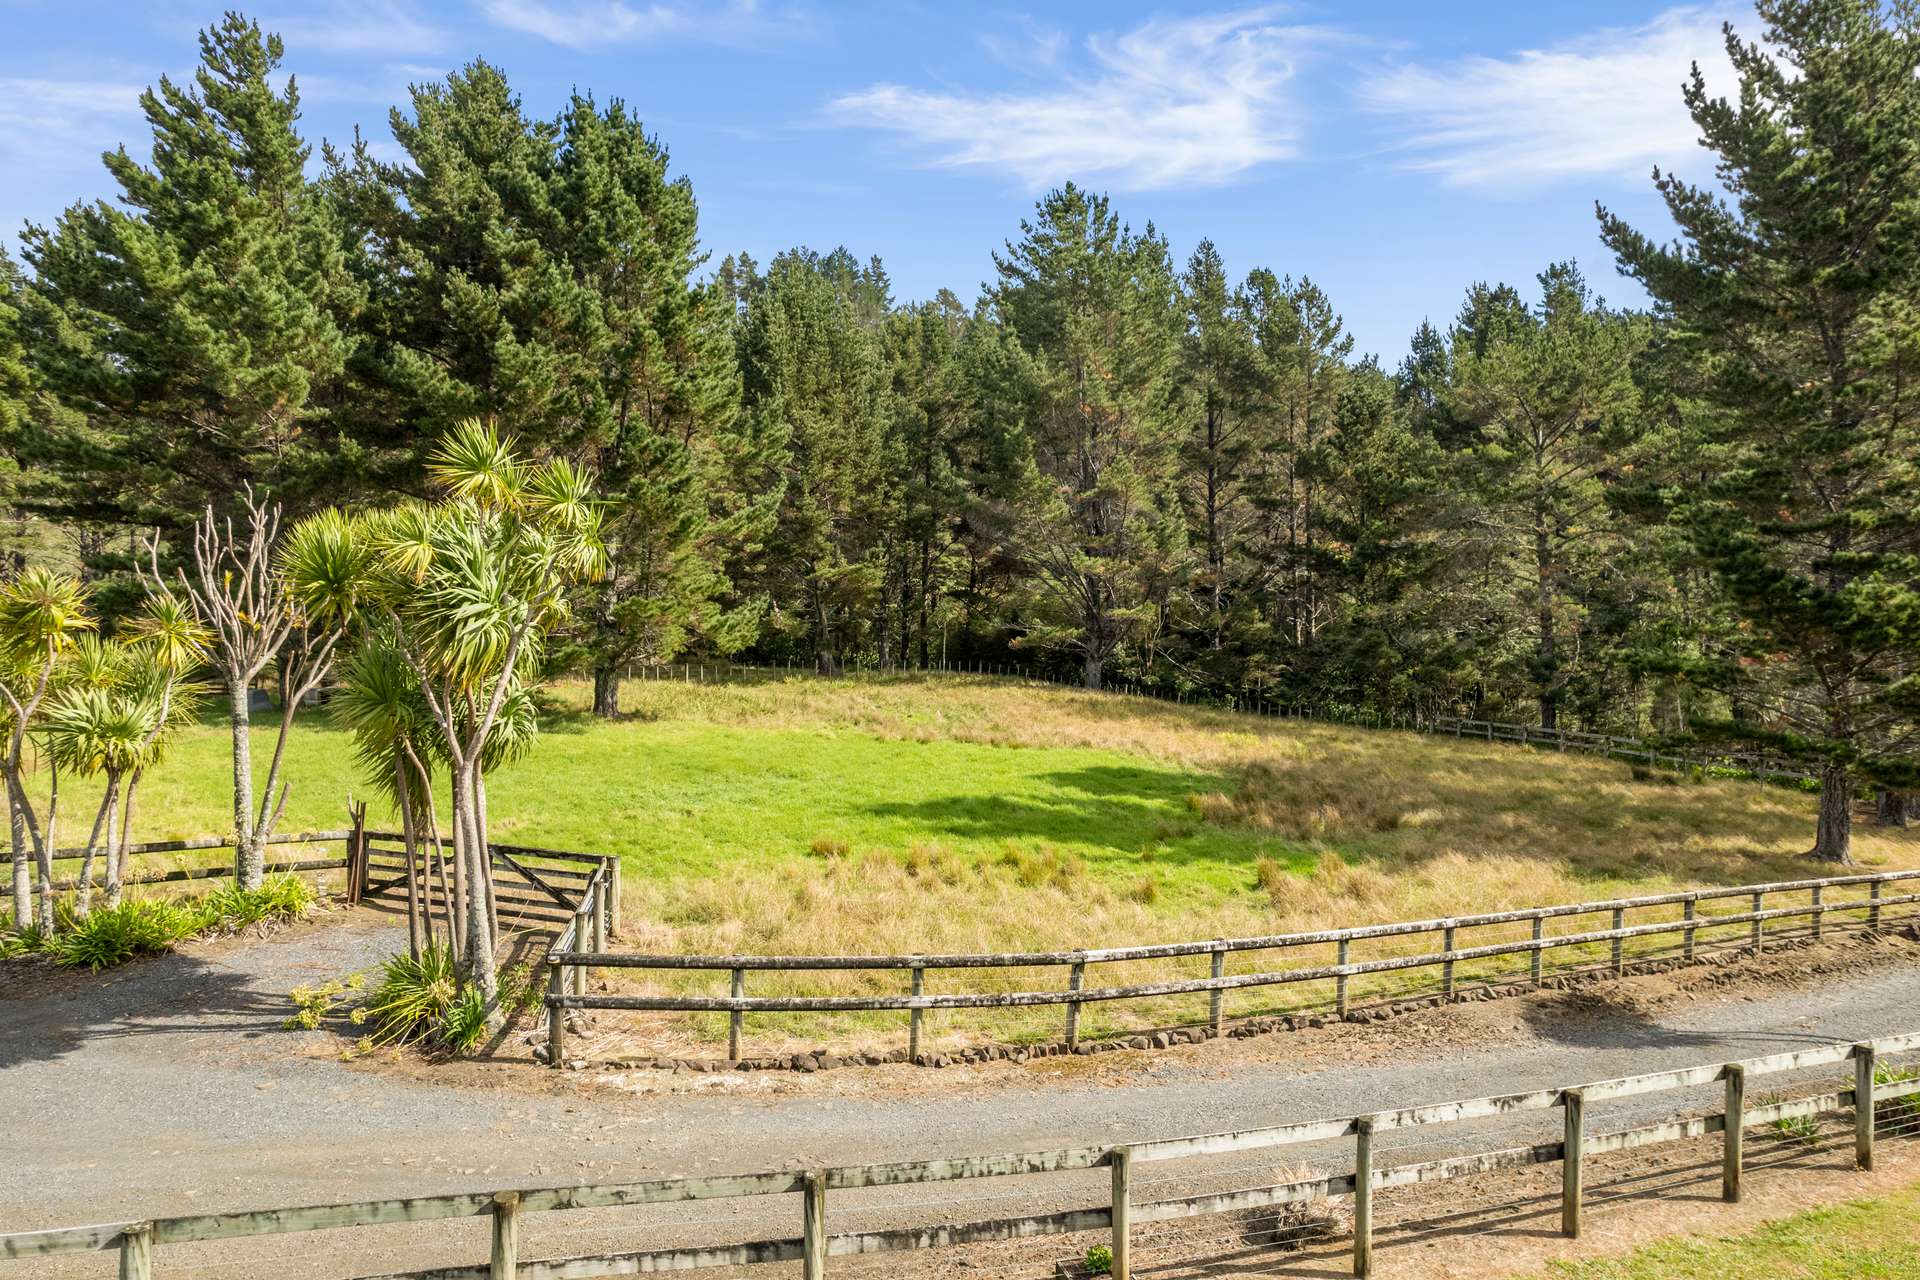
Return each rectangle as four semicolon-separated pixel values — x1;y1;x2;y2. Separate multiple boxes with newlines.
1446;264;1647;729
337;67;771;713
18;13;360;541
983;185;1187;688
1600;0;1920;861
737;251;888;673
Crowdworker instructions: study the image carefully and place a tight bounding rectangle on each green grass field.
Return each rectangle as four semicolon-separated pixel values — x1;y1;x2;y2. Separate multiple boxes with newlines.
1536;1184;1920;1278
27;671;1920;1045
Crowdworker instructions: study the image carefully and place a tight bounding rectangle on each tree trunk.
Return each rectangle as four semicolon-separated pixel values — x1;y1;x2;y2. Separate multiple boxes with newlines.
9;797;27;930
591;665;620;719
1083;651;1104;690
1810;766;1853;863
453;760;498;1008
1535;522;1558;732
1877;788;1910;829
228;679;263;891
33;765;58;933
395;755;421;960
102;778;125;909
73;781;117;918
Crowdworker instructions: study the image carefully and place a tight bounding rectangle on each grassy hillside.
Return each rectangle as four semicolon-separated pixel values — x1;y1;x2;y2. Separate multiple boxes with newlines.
32;671;1919;1043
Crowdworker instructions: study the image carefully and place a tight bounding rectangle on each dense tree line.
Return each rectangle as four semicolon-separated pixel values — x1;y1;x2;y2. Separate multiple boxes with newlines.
1;2;1917;860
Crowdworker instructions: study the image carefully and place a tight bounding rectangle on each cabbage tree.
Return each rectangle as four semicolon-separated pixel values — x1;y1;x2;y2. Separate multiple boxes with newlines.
361;420;605;1006
0;569;94;932
152;496;363;890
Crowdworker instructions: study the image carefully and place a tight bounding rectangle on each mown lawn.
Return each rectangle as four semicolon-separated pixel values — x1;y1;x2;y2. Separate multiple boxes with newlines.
27;671;1920;1045
1537;1184;1920;1278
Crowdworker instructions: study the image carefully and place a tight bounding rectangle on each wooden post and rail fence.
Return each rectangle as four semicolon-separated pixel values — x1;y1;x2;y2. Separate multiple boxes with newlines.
544;867;1920;1068
8;1031;1918;1279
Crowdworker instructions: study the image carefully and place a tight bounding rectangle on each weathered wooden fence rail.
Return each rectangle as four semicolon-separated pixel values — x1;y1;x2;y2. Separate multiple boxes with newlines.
547;868;1920;1065
9;1032;1918;1279
41;829;356;892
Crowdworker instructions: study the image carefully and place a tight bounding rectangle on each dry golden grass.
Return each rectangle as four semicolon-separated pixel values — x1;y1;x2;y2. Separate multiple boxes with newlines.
538;672;1920;1053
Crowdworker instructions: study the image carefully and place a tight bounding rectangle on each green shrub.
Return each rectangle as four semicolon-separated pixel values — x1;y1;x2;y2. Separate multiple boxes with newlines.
201;874;315;932
1770;1110;1819;1144
1083;1243;1113;1275
44;899;200;970
440;986;491;1056
360;945;460;1046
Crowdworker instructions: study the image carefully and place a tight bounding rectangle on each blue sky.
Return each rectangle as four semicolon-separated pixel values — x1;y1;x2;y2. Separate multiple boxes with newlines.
0;1;1749;359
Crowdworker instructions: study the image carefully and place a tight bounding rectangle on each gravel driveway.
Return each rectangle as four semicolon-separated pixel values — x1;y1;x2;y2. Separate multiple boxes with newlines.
4;914;1918;1278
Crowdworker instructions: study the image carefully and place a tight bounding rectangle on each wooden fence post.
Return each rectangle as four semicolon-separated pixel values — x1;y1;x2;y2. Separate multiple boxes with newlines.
1066;959;1086;1047
1336;938;1351;1018
490;1191;519;1279
1724;1064;1746;1203
1611;908;1625;975
1869;880;1883;932
1856;1043;1876;1171
1562;1088;1584;1238
345;806;367;906
1110;1146;1132;1280
1811;884;1824;941
729;968;745;1062
1209;947;1225;1032
802;1169;827;1280
1353;1118;1374;1278
1684;895;1697;962
1530;916;1544;984
908;964;925;1061
1750;892;1764;954
606;857;621;938
546;959;565;1068
572;908;590;996
118;1222;152;1280
1442;925;1456;998
590;881;606;954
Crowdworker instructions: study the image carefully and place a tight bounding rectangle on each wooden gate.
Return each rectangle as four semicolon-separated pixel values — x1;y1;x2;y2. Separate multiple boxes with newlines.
351;825;618;934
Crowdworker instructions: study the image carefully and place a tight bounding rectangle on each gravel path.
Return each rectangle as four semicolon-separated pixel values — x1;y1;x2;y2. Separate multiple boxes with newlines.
3;915;1918;1278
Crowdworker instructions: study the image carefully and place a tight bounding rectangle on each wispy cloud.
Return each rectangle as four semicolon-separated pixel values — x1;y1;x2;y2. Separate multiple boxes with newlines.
828;8;1332;192
1358;6;1739;190
0;77;143;170
478;0;801;50
265;2;451;56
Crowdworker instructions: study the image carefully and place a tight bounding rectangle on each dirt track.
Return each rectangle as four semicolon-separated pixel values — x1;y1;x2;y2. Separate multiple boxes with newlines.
3;910;1919;1277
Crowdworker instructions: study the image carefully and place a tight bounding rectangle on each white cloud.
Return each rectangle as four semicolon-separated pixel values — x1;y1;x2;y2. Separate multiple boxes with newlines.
1358;6;1740;190
478;0;798;50
828;8;1331;192
266;3;451;56
0;77;143;167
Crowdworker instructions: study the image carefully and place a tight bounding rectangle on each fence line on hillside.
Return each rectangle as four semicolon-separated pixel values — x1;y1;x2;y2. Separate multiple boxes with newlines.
546;867;1920;1066
623;659;1822;787
8;1032;1919;1279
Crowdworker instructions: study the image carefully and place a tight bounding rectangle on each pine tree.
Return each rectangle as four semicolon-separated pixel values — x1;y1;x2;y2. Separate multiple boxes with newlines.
18;14;359;540
1600;0;1920;861
737;252;888;673
983;185;1187;688
1176;242;1267;671
338;68;771;712
1445;264;1648;729
882;305;972;667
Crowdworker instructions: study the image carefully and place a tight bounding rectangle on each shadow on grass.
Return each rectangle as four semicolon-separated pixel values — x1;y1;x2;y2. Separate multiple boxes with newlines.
861;763;1279;871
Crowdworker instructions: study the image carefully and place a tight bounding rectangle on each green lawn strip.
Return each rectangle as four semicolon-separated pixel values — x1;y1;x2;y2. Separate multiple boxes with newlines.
1536;1185;1920;1279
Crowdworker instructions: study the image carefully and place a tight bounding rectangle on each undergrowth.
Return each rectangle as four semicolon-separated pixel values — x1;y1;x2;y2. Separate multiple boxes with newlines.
2;875;316;971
